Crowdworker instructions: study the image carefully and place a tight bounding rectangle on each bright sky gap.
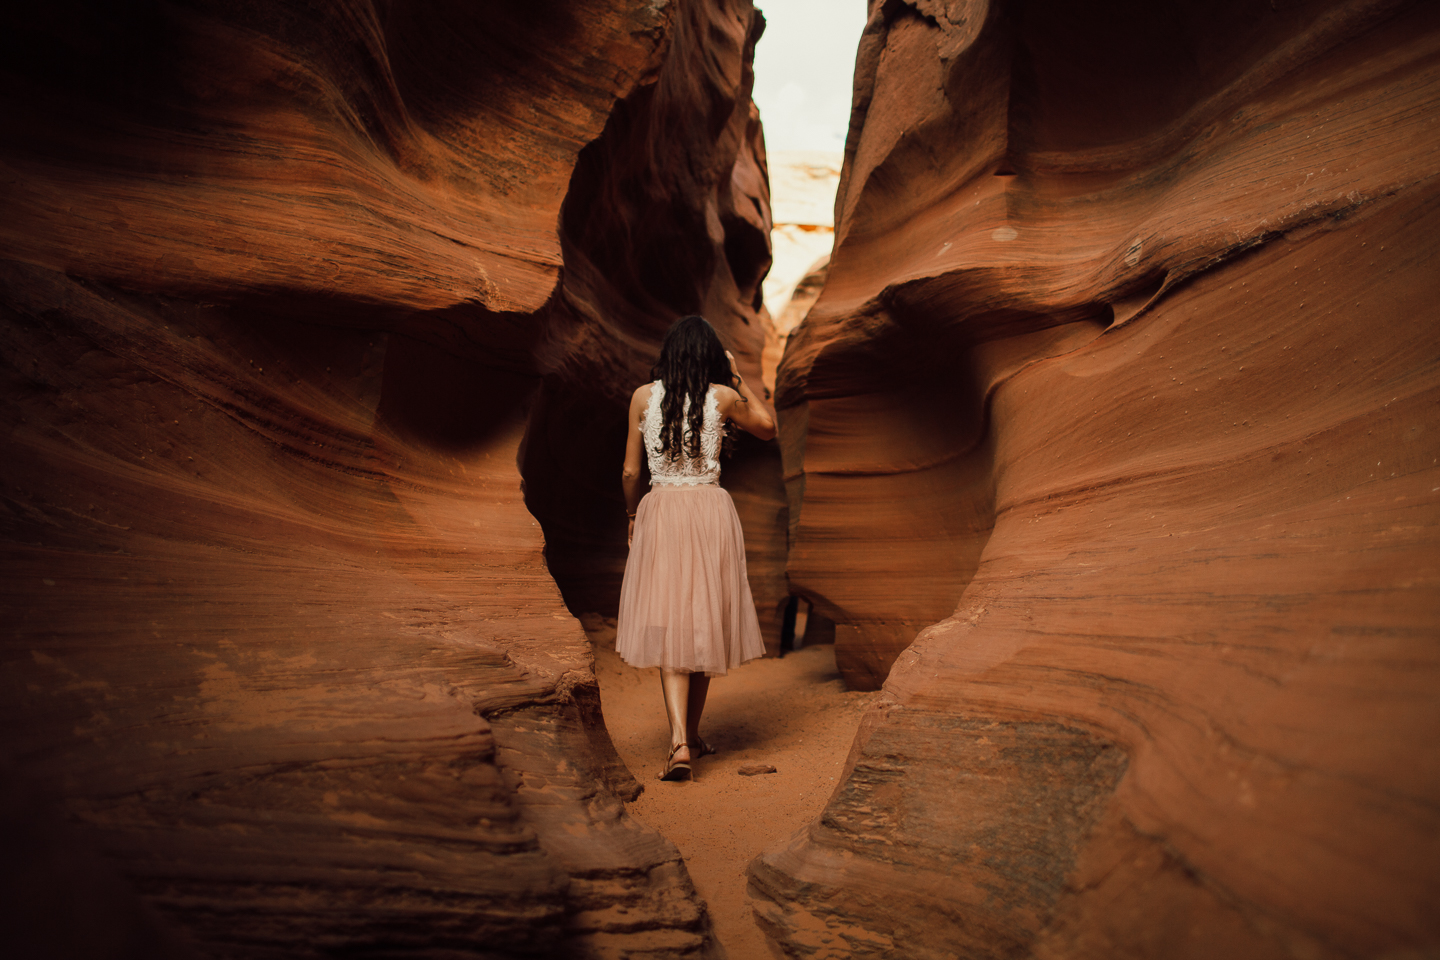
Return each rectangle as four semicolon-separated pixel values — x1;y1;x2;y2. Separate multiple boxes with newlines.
751;1;868;154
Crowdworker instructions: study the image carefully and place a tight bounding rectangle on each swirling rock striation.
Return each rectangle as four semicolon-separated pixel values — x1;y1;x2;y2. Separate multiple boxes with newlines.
0;0;773;956
753;0;1440;957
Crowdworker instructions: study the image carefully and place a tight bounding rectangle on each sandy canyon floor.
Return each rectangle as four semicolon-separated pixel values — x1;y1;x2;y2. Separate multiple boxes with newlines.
583;619;876;958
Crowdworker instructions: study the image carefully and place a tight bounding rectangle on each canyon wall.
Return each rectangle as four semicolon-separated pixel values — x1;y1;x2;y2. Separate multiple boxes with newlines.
752;0;1440;957
0;1;774;956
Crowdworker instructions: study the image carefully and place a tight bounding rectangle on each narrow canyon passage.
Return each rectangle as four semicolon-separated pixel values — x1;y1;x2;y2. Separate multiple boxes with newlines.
3;0;1438;956
582;617;875;958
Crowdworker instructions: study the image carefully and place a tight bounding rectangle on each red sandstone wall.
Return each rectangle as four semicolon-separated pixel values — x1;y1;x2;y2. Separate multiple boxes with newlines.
752;0;1440;956
0;1;772;955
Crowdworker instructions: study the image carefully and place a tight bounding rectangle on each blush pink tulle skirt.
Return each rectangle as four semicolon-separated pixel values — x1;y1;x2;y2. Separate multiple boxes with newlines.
615;483;764;676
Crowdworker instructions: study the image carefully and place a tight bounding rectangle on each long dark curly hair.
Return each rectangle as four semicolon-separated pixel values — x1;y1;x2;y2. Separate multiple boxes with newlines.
651;315;735;461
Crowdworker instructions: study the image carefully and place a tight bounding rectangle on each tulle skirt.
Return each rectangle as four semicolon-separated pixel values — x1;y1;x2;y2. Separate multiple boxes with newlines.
616;483;764;676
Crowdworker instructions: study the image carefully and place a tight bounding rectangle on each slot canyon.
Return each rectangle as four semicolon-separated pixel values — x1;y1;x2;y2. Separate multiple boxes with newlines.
1;2;1437;959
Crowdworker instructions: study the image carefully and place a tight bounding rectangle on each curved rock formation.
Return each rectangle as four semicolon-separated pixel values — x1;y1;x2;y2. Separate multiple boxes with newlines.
753;0;1440;956
0;0;773;955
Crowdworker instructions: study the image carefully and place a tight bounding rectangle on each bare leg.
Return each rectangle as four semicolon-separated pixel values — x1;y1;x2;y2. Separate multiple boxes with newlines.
660;669;692;764
685;673;710;750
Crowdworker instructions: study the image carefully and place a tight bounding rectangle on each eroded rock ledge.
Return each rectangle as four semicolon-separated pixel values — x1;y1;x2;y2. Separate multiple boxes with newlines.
753;0;1440;957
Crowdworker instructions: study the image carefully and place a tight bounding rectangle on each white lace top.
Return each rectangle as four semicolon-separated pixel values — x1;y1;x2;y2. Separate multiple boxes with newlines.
642;381;722;486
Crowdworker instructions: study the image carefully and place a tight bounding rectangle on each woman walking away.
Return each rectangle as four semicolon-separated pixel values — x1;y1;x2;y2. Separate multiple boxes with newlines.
616;315;776;781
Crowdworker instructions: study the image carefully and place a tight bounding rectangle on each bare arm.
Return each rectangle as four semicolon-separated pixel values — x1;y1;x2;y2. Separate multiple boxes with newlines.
718;350;776;441
622;384;650;544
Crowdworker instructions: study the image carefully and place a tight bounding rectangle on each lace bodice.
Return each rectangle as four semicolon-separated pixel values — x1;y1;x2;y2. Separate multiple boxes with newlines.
642;381;722;485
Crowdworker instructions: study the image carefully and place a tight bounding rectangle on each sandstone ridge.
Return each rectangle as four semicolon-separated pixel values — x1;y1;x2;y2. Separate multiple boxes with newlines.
752;0;1440;957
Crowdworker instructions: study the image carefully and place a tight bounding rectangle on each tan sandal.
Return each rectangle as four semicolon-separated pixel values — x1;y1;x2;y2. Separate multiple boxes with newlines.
692;736;718;757
660;742;692;782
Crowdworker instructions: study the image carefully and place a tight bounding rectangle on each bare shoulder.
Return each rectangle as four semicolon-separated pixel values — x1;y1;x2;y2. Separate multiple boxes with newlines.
711;383;741;409
630;381;654;419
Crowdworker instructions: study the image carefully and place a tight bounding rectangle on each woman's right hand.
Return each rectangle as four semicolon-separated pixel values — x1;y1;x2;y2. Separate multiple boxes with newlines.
725;349;741;386
718;351;776;440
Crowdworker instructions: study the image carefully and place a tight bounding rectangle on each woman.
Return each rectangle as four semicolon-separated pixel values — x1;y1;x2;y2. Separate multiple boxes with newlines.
616;315;776;781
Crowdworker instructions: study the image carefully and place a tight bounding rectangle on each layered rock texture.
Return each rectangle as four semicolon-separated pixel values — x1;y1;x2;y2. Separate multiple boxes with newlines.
0;0;775;956
753;0;1440;957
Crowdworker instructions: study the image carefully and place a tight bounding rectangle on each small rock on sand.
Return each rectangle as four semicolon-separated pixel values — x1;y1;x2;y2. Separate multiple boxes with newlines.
738;763;777;776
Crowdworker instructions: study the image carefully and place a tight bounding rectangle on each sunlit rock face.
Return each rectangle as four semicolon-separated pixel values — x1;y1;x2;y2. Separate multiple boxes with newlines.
761;151;839;319
759;151;839;395
0;1;768;955
521;0;790;654
762;253;829;397
753;0;1440;956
